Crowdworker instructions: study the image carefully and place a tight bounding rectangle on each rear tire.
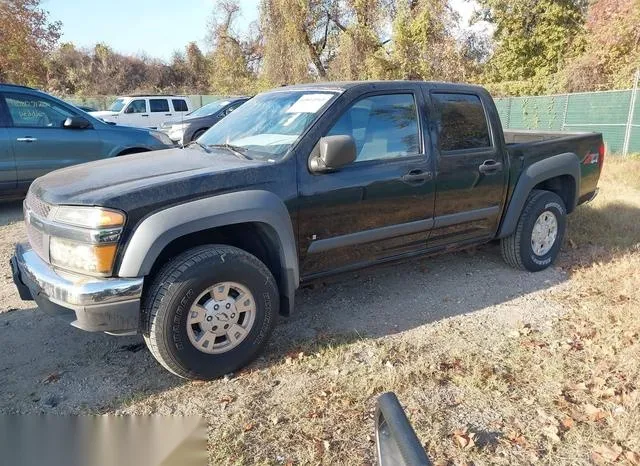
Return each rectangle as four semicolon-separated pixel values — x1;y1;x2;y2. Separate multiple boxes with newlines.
142;245;279;380
501;190;566;272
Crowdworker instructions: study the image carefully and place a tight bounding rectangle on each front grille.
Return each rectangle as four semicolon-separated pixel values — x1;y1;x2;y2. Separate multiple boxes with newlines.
26;221;47;260
24;192;51;262
26;191;52;218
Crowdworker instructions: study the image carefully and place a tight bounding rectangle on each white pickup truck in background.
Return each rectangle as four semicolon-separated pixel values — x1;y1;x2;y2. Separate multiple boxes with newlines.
90;95;192;129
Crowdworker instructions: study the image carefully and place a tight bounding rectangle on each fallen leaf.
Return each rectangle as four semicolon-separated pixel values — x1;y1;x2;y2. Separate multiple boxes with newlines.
625;451;640;465
41;372;61;385
593;444;622;462
452;428;475;450
584;404;607;421
243;422;255;432
542;425;561;444
560;417;574;430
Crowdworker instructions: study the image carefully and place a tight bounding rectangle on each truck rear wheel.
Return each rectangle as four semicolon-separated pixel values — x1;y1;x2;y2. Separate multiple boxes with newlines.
500;190;567;272
142;245;279;380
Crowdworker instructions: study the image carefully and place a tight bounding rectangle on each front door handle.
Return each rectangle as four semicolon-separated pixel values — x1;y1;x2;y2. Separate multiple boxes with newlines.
402;169;433;183
141;114;149;117
16;137;37;143
165;113;172;116
478;159;503;174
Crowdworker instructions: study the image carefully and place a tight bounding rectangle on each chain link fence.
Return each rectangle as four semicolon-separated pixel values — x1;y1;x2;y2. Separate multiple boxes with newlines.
495;72;640;155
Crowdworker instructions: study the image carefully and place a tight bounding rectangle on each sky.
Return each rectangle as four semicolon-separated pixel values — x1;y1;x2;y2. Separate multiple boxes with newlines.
44;0;483;62
44;0;260;61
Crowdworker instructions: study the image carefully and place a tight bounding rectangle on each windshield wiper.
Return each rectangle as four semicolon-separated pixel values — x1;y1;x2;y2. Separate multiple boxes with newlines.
208;143;251;160
185;140;211;153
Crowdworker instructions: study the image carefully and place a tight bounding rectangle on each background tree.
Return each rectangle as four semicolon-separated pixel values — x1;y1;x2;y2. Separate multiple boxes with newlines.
562;0;640;92
475;0;587;95
208;0;257;93
0;0;61;86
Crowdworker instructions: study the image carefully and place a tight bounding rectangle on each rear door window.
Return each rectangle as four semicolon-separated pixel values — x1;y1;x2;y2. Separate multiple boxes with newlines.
432;93;491;152
172;99;188;112
150;99;170;113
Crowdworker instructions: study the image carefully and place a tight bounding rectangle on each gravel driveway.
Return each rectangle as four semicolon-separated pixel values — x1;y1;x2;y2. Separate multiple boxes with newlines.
0;199;568;416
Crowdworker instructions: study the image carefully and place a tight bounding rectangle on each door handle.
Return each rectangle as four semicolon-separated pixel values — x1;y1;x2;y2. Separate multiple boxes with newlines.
141;114;149;117
402;169;433;183
16;137;37;143
165;113;172;116
478;159;503;174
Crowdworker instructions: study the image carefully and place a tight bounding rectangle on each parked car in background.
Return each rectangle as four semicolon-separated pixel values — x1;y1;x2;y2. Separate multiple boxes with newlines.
0;83;175;198
159;96;250;145
75;104;98;113
90;95;192;129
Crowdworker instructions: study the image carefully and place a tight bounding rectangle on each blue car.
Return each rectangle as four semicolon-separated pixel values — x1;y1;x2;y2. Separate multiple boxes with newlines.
0;83;175;198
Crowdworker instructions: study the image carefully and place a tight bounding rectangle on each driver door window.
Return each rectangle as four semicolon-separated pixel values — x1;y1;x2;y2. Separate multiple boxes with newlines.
5;94;75;128
326;94;420;162
125;99;147;114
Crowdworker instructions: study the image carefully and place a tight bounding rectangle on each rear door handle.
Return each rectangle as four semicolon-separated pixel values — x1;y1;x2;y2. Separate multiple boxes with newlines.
16;137;37;143
402;169;433;183
478;159;503;174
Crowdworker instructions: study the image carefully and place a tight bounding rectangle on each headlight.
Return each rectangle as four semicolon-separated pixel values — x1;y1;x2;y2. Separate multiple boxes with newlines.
149;130;174;146
50;237;118;276
49;206;125;276
167;123;188;141
53;206;125;229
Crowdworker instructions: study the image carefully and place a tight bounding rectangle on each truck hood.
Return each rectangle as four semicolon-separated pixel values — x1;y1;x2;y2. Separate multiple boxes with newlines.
89;111;119;120
29;147;274;217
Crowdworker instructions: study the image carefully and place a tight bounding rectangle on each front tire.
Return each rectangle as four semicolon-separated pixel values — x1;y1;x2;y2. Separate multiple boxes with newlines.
501;190;567;272
142;245;279;380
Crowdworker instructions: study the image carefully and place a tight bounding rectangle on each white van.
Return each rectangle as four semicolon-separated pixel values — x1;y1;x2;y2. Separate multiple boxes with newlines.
90;95;193;129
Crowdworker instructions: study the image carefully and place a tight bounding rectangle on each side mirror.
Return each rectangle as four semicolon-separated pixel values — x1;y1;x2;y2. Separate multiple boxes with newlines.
309;135;357;173
375;392;431;466
63;116;92;129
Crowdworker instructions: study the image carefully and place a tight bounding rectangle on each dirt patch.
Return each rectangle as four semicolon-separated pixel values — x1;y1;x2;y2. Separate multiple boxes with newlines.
1;158;638;464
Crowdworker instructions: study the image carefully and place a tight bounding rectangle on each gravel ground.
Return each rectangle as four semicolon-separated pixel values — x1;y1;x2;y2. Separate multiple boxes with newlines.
0;200;569;417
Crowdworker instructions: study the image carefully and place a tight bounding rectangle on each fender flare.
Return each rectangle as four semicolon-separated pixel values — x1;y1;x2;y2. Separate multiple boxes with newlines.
497;152;580;238
117;190;299;313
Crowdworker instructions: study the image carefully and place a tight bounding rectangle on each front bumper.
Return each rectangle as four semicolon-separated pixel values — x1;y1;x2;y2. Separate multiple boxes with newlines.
11;242;143;333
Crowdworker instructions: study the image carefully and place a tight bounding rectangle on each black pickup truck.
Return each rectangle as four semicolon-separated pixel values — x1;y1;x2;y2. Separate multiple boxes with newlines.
11;81;604;380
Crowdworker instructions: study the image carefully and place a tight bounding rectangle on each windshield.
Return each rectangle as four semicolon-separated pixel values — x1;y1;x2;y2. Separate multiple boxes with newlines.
108;98;126;112
198;90;337;160
189;99;232;118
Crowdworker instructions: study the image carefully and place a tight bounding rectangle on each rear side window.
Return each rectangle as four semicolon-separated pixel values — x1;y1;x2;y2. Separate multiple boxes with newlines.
432;93;491;152
172;99;188;112
150;99;170;112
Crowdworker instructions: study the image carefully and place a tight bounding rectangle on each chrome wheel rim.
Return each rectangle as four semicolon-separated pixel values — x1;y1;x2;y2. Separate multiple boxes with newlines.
531;210;558;256
186;282;256;354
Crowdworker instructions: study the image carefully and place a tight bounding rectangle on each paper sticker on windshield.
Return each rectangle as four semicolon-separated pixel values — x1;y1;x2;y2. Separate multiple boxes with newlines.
286;94;333;114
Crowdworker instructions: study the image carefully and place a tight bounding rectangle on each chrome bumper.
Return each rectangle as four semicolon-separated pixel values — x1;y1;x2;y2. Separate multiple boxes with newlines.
11;242;143;333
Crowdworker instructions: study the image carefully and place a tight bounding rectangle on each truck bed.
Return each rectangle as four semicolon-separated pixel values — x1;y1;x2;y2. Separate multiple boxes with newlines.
503;129;604;208
503;129;594;145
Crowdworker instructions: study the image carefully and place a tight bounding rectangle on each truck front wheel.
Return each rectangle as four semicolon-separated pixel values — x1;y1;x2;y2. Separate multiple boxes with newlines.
142;245;279;380
500;190;567;272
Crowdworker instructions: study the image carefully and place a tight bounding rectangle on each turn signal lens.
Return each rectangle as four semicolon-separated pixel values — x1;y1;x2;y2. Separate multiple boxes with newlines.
54;206;125;229
50;237;118;275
